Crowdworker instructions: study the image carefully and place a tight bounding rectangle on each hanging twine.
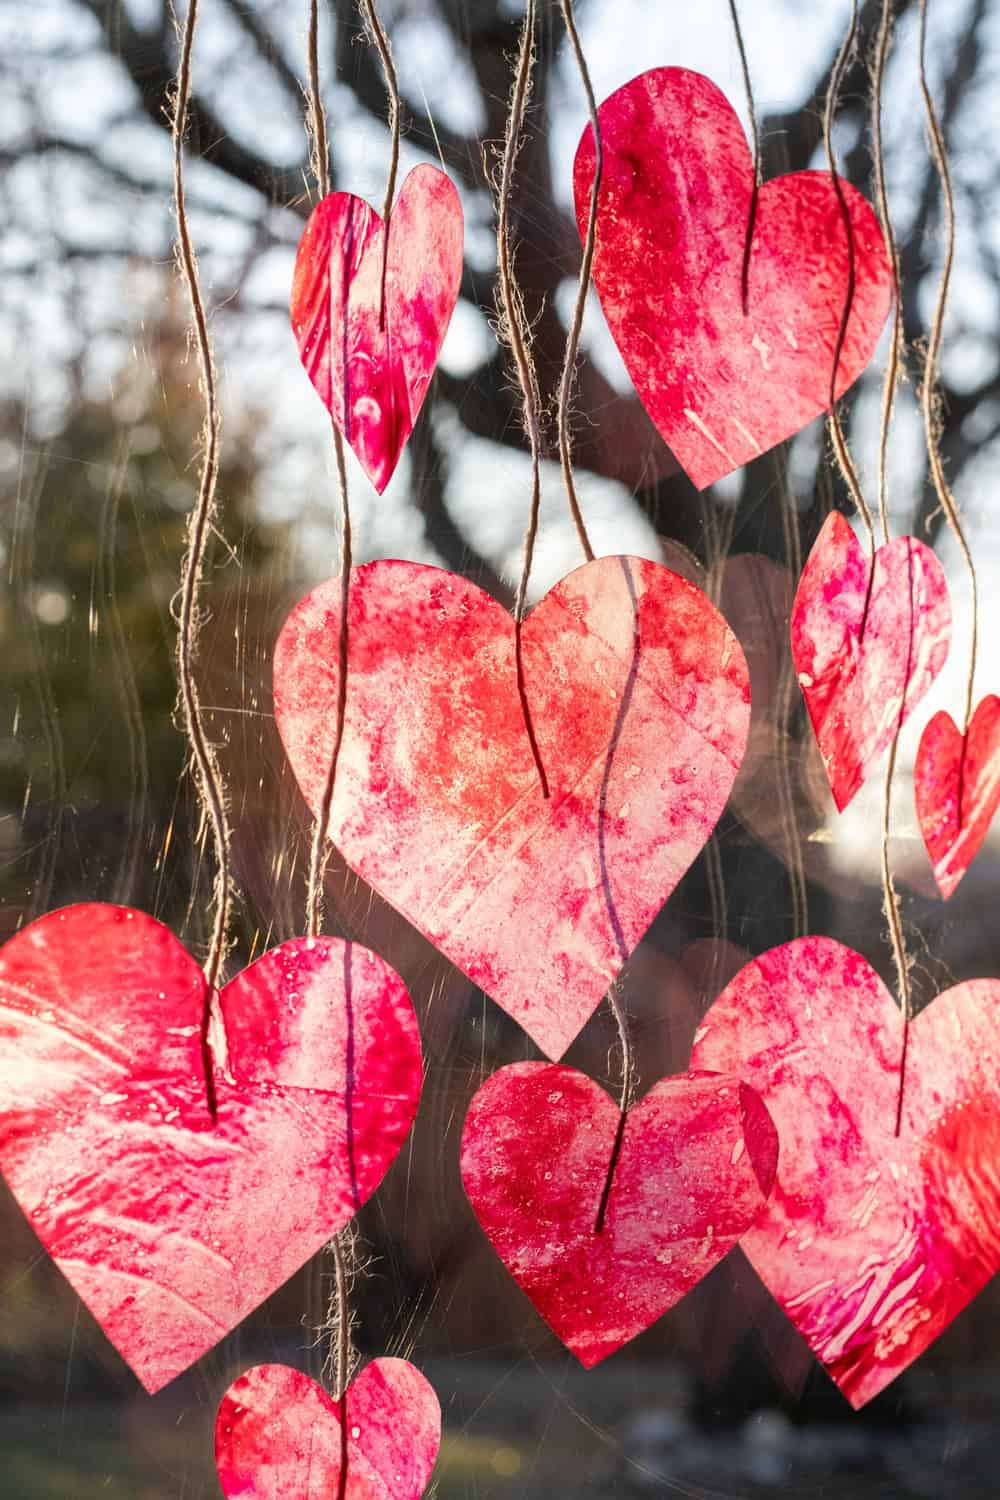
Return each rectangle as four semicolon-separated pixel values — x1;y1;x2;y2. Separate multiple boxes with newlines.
170;0;235;997
726;0;762;311
823;0;876;544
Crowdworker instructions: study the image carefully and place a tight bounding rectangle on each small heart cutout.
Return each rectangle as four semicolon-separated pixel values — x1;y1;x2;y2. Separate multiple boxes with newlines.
460;1062;777;1367
791;511;951;810
274;555;750;1059
290;164;463;492
0;906;422;1392
915;696;1000;898
691;937;1000;1408
574;68;892;489
216;1359;440;1499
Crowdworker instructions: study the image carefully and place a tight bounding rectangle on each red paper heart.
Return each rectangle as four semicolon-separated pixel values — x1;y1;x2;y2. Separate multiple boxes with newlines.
915;696;1000;898
290;164;463;492
460;1062;777;1367
273;556;750;1059
215;1358;441;1499
0;905;422;1392
791;511;951;810
690;937;1000;1408
573;68;892;489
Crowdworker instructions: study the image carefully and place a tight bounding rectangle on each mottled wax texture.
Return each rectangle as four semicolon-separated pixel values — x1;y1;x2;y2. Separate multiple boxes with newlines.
216;1359;441;1500
460;1063;777;1367
573;68;891;490
691;938;1000;1408
274;556;750;1059
791;512;951;811
0;906;422;1392
915;697;1000;898
290;164;462;492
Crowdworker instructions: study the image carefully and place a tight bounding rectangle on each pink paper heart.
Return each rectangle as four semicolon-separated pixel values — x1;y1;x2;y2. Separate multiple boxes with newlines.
216;1358;440;1500
0;905;422;1392
915;696;1000;898
273;556;750;1060
791;511;951;810
290;164;463;492
573;68;892;489
460;1062;777;1367
690;936;1000;1408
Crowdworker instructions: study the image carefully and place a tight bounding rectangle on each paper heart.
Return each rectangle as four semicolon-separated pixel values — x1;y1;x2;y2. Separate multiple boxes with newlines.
0;905;422;1392
690;936;1000;1408
215;1359;440;1500
915;696;1000;898
460;1062;777;1367
290;164;463;492
573;67;892;490
274;555;750;1059
791;511;951;811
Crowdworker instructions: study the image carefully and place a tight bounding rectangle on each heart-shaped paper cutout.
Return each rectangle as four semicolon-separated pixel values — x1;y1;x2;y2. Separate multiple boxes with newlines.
791;511;951;810
215;1358;441;1499
0;905;422;1392
274;556;750;1059
290;164;463;492
690;936;1000;1408
573;68;892;489
460;1062;777;1367
915;696;1000;898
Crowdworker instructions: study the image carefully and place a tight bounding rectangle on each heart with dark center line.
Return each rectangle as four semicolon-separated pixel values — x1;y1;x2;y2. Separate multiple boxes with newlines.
0;905;422;1393
690;936;1000;1408
915;696;1000;898
290;163;463;493
215;1359;441;1500
460;1062;778;1367
273;555;750;1060
791;511;951;811
573;67;892;490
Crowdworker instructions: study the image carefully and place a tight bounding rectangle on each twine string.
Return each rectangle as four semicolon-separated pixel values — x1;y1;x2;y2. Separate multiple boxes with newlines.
171;0;234;1040
726;0;762;313
304;0;355;1401
555;0;596;562
359;0;401;328
823;0;876;545
494;0;549;797
918;0;978;747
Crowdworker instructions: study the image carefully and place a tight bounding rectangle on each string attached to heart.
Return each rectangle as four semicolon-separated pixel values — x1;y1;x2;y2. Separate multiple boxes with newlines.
557;0;636;1228
359;0;401;328
823;0;876;548
725;0;761;315
492;0;550;798
170;0;237;1114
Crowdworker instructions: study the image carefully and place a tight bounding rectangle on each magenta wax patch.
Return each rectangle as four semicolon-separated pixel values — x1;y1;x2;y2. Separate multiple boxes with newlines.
916;696;1000;898
290;164;463;493
791;511;951;811
691;936;1000;1408
573;67;892;489
460;1062;777;1367
273;555;750;1060
216;1359;441;1499
0;905;422;1392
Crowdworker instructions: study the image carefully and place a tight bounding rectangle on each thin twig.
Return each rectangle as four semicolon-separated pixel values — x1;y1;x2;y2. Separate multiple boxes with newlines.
555;0;596;562
823;0;876;544
171;0;234;991
727;0;761;312
918;0;978;735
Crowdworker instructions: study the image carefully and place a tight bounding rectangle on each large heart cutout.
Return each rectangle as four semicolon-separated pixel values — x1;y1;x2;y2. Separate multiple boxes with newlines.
216;1359;441;1499
290;164;463;492
915;696;1000;898
690;937;1000;1408
460;1062;777;1367
573;68;892;489
0;905;422;1392
791;511;951;810
274;556;750;1059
